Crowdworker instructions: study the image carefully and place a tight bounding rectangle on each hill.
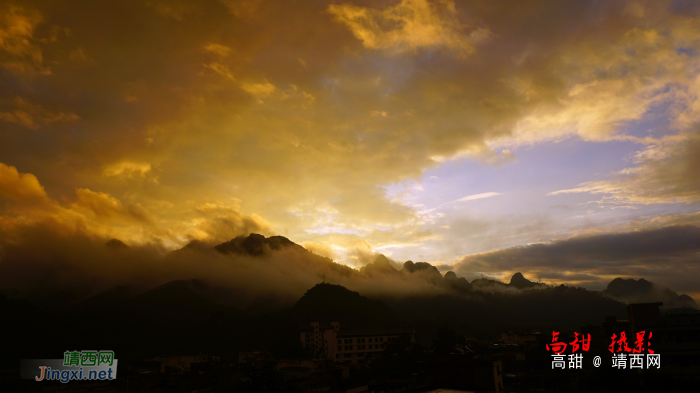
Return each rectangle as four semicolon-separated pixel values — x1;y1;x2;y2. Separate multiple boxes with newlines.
214;233;303;256
292;283;405;329
603;277;697;308
360;254;399;276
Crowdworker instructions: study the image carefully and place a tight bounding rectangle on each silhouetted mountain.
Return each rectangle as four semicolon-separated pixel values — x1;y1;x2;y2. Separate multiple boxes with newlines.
467;273;546;291
360;254;399;276
470;277;509;290
105;238;128;250
207;233;356;280
0;293;63;366
60;280;247;357
672;294;698;308
0;292;49;327
292;283;404;329
606;277;653;298
387;284;628;343
443;271;471;293
443;271;458;280
129;280;244;326
401;261;444;286
5;274;636;364
182;239;210;250
215;233;302;256
70;285;142;315
603;277;697;308
402;261;441;275
509;272;544;289
9;230;686;365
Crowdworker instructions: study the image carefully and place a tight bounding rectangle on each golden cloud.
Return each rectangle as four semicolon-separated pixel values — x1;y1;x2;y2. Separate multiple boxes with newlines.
102;161;153;179
0;4;47;74
0;162;48;202
328;0;481;56
1;0;700;267
0;97;78;129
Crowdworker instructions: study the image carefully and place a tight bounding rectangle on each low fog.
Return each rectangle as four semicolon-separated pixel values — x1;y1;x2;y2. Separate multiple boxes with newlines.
1;217;697;315
0;223;468;312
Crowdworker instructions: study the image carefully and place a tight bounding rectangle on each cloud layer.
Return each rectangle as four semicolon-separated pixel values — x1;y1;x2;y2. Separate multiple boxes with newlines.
450;224;700;294
1;0;699;294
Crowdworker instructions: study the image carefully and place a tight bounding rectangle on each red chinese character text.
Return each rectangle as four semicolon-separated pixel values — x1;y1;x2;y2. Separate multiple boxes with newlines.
633;331;645;353
580;333;591;351
569;332;590;352
546;331;567;354
608;333;617;353
615;331;632;353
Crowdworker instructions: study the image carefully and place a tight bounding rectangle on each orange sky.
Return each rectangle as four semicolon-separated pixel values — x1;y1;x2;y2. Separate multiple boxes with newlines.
1;0;700;295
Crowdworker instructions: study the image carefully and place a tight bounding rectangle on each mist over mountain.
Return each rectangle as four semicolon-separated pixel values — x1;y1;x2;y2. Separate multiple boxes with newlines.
603;277;698;309
1;231;697;366
1;232;695;313
360;254;400;276
214;233;302;256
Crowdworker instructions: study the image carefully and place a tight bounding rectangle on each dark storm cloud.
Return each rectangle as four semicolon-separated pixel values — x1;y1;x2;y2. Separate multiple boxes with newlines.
453;224;700;293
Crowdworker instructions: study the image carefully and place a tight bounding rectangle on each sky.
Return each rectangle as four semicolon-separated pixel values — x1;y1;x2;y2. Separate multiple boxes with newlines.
1;0;700;297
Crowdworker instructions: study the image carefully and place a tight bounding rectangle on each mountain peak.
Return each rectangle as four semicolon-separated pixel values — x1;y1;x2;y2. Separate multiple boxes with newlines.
214;233;300;256
605;277;697;309
509;272;540;289
606;277;653;298
105;239;128;250
444;271;458;280
293;283;403;328
374;254;393;266
360;254;398;275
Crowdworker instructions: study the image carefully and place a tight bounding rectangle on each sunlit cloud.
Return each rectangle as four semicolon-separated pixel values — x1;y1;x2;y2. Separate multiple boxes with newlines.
328;0;484;56
0;0;699;294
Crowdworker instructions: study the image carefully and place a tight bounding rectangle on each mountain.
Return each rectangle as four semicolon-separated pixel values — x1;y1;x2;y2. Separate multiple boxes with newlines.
292;283;405;329
105;238;128;250
606;277;653;298
402;261;441;275
443;271;472;293
401;261;445;286
509;272;544;289
128;280;244;326
360;254;399;276
673;294;698;309
4;275;632;361
212;234;357;278
387;284;628;343
470;277;509;290
402;260;443;279
215;233;302;256
70;285;142;315
603;277;698;309
1;293;67;366
467;273;546;291
58;280;247;357
165;234;358;287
